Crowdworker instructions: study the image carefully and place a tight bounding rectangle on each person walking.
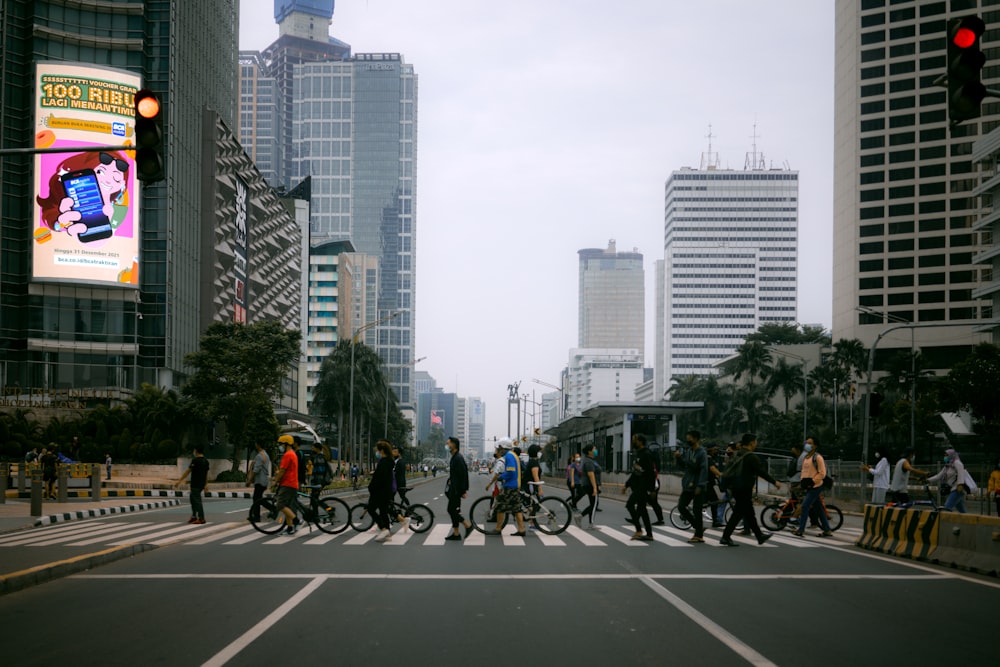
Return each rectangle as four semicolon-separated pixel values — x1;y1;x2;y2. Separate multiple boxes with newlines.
524;444;544;497
444;436;473;541
648;452;665;526
888;447;927;504
369;440;396;542
674;430;708;543
565;455;580;509
794;437;832;537
720;433;780;546
105;452;113;481
269;434;299;534
41;445;58;500
579;443;602;529
861;449;891;504
487;438;526;536
988;460;1000;517
927;448;971;513
626;433;655;542
247;441;271;522
174;444;210;524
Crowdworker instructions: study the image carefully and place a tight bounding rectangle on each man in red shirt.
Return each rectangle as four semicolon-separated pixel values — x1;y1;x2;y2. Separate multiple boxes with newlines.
270;434;299;534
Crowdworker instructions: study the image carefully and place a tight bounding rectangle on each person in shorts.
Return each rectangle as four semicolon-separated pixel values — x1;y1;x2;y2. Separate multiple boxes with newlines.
270;434;300;534
487;438;525;536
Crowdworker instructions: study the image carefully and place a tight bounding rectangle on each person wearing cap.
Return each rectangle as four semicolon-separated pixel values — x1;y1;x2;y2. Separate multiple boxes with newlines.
174;444;210;524
888;448;926;504
488;437;525;536
270;434;300;534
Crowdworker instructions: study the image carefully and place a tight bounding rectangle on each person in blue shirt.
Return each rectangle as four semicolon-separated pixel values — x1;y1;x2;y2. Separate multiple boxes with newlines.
487;438;526;536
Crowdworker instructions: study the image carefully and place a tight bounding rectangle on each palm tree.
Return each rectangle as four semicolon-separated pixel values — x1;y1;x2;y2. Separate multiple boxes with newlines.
765;357;805;414
724;341;773;390
831;338;867;397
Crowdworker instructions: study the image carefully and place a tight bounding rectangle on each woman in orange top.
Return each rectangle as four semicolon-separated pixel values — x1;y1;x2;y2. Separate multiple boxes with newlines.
794;437;833;538
988;460;1000;517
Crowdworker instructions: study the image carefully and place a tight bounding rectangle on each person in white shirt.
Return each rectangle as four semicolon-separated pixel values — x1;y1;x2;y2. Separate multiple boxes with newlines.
861;450;891;504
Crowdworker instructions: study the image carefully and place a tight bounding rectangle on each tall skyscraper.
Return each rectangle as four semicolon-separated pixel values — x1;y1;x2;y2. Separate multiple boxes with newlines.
241;5;418;410
578;240;645;353
833;0;992;359
658;159;799;387
0;1;251;401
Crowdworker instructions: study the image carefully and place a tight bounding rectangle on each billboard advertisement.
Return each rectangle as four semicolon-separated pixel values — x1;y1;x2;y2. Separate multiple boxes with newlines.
32;62;141;288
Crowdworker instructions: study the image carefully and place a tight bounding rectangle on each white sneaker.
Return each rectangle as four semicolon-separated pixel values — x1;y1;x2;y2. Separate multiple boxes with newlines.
374;528;390;542
400;517;410;531
572;512;582;528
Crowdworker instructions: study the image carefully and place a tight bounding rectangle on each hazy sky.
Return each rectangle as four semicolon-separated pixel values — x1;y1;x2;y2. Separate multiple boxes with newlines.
239;0;835;441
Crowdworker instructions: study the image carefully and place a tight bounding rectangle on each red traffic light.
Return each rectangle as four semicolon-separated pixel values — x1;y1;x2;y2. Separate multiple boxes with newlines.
136;92;160;119
953;27;977;49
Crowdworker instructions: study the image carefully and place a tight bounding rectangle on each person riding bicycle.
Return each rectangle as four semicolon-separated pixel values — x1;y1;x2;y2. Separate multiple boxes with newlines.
350;463;360;489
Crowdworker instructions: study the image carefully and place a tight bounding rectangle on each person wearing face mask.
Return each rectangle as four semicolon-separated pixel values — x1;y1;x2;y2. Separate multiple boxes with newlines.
927;448;970;513
369;440;396;541
444;436;473;540
579;443;602;529
888;448;927;504
566;455;582;510
793;436;831;538
861;450;891;504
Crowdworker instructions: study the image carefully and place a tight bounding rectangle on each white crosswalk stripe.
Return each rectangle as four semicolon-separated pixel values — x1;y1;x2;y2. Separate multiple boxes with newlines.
0;518;859;549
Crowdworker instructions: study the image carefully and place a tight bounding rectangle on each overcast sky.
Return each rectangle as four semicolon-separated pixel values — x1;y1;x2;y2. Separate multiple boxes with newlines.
239;0;835;442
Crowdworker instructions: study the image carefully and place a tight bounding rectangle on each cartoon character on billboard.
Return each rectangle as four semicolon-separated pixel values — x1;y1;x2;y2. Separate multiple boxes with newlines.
34;150;131;246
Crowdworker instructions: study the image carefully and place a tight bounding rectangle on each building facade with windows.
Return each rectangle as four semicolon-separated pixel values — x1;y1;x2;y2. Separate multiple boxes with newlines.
833;0;994;361
578;240;644;353
658;166;799;388
0;0;248;413
566;348;645;418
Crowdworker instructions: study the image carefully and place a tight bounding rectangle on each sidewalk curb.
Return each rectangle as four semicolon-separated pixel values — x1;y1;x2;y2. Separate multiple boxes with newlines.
32;498;183;527
0;543;157;597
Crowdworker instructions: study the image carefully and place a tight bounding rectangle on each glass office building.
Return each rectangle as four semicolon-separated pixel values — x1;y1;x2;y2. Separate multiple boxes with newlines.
0;1;240;409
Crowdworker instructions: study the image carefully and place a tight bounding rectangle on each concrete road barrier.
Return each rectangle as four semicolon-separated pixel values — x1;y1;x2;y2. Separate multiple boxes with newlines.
930;513;1000;577
857;505;938;561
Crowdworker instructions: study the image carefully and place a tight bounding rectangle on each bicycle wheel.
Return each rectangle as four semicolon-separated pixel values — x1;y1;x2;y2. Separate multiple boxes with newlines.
759;502;788;531
348;502;374;531
532;497;572;535
823;504;844;532
249;496;286;534
470;495;505;534
404;503;434;533
315;496;351;534
721;503;734;527
669;505;692;530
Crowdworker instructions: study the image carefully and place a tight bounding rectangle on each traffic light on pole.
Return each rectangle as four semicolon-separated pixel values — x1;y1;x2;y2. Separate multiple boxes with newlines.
133;89;164;183
947;15;987;125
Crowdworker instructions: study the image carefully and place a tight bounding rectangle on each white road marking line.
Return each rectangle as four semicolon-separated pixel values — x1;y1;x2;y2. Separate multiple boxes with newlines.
596;525;649;546
224;530;271;545
501;532;526;546
640;576;777;667
343;529;379;545
0;522;109;546
203;576;326;667
384;529;414;545
150;523;240;546
422;524;452;545
530;530;565;546
64;523;166;546
76;573;952;581
23;524;143;547
563;525;607;546
302;531;344;545
186;523;256;545
463;529;485;546
654;525;722;547
107;524;199;545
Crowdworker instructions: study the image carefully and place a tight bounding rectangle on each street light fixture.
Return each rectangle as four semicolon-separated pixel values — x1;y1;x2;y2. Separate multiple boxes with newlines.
531;377;565;424
348;310;401;467
768;346;808;444
857;306;916;453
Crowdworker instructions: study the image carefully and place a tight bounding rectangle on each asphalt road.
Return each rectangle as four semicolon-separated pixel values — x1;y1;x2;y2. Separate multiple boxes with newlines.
1;477;996;666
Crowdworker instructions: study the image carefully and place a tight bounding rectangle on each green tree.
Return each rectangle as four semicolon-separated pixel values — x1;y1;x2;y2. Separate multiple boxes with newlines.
182;320;301;471
940;343;1000;442
746;322;830;345
765;356;805;414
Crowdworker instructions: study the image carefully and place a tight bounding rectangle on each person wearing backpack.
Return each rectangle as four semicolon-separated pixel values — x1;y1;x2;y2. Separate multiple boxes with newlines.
719;433;780;546
794;437;833;537
674;430;708;543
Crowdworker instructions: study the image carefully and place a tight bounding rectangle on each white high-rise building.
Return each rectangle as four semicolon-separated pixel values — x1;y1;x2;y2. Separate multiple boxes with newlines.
566;349;644;417
658;163;799;389
833;0;991;359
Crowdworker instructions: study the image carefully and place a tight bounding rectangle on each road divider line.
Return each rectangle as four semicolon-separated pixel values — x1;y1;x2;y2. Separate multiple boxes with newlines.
639;576;777;667
73;572;952;581
202;576;326;667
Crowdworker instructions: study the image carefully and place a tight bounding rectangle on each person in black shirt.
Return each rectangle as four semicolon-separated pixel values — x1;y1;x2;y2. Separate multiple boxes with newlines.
523;444;544;497
625;434;655;541
369;441;396;542
444;437;473;540
719;433;780;546
175;444;210;524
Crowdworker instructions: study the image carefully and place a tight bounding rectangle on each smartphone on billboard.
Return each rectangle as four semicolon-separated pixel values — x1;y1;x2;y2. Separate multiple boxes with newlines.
60;168;112;243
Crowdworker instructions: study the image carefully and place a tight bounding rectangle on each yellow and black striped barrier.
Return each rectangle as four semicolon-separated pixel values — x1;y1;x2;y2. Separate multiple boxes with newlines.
856;505;938;561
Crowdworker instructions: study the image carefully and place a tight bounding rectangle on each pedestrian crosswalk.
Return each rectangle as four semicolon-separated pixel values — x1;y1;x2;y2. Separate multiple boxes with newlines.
0;518;862;550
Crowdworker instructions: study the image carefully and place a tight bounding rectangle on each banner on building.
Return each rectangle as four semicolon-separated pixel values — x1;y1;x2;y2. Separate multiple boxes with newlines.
430;410;444;427
31;62;141;288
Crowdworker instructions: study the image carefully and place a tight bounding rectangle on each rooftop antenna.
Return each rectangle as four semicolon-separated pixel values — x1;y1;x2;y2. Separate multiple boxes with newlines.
745;119;765;170
700;124;720;170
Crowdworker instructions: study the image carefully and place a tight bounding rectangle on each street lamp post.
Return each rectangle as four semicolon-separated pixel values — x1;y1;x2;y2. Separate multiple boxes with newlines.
768;347;808;444
858;306;916;453
349;311;401;468
532;377;565;425
384;356;426;440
